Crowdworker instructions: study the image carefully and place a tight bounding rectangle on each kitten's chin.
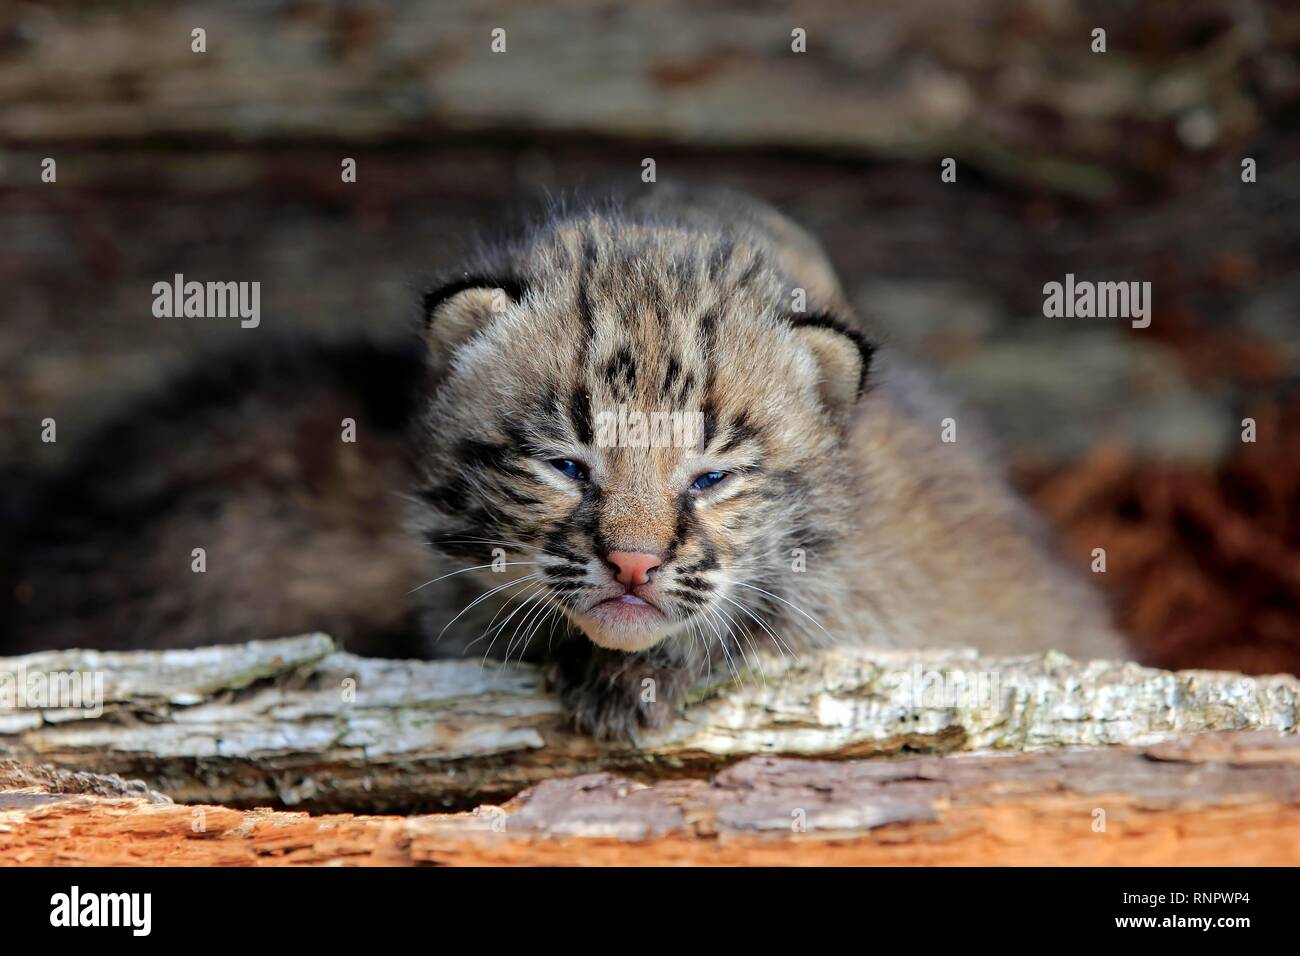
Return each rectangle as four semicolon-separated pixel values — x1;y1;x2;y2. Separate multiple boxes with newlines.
583;629;666;652
571;598;673;652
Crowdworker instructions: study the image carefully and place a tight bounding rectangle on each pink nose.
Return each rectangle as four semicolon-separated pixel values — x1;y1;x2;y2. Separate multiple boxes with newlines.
607;551;662;588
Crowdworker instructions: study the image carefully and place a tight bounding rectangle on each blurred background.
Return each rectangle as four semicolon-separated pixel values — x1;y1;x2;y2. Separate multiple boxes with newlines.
2;0;1298;673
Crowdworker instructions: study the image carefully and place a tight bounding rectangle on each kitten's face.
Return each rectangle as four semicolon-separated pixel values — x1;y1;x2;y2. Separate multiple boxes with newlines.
415;220;869;657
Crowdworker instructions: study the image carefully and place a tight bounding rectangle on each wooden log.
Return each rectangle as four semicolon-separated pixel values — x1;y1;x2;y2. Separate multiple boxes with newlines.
1;635;1296;812
3;731;1298;865
1;1;1290;195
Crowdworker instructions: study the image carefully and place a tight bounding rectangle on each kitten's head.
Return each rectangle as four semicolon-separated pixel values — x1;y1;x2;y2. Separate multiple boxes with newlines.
414;211;873;657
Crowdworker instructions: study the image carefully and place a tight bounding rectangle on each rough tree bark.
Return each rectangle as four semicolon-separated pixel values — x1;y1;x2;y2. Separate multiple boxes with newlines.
1;635;1296;812
3;732;1299;865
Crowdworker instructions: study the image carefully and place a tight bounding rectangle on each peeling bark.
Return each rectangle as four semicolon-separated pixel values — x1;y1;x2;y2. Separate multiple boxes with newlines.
1;635;1296;812
3;732;1298;865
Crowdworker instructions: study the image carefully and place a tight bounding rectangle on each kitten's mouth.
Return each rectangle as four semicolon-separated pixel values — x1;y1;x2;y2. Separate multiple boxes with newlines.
574;592;670;650
588;592;664;623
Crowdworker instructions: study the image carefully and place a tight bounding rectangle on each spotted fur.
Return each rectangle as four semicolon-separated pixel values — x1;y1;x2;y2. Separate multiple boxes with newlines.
411;187;1129;738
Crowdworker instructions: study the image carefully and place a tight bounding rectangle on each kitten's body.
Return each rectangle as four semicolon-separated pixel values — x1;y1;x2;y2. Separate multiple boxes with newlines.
5;187;1126;738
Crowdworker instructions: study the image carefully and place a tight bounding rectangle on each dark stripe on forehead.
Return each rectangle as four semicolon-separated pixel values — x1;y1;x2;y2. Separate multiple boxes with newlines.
735;252;764;292
718;412;761;454
707;237;734;281
701;400;718;450
696;310;719;447
697;309;718;349
575;231;598;365
661;355;680;400
675;369;696;404
696;306;718;396
605;346;637;396
578;233;598;324
530;384;567;443
568;387;594;445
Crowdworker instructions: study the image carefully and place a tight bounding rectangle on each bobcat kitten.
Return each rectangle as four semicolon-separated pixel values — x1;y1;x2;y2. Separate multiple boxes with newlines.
6;187;1127;740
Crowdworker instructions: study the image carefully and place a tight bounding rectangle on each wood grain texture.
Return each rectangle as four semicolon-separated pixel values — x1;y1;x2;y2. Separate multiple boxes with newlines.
3;732;1297;865
1;635;1296;812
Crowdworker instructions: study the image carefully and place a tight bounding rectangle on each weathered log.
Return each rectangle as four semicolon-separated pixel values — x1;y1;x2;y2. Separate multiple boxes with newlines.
1;1;1291;196
3;731;1298;865
1;635;1296;812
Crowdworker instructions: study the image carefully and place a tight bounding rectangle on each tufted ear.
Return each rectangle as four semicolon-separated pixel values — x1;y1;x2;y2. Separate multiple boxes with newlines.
790;313;876;424
421;275;527;374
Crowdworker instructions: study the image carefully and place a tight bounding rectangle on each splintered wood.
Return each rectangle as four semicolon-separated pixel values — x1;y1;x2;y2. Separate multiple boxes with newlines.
3;733;1299;865
2;636;1298;812
2;637;1298;864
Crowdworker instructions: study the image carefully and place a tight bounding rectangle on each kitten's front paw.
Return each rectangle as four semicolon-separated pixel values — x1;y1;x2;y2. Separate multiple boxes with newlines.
547;640;689;743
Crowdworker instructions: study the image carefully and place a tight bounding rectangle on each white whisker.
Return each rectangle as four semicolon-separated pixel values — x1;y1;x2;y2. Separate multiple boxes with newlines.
478;582;546;663
716;591;794;667
723;578;829;641
436;572;539;645
408;561;537;594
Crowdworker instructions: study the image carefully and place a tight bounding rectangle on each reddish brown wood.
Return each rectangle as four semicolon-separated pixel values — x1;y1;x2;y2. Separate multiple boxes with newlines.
3;732;1297;866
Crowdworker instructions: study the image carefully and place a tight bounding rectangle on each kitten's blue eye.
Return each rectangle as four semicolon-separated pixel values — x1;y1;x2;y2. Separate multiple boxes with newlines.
549;458;589;481
690;470;727;491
